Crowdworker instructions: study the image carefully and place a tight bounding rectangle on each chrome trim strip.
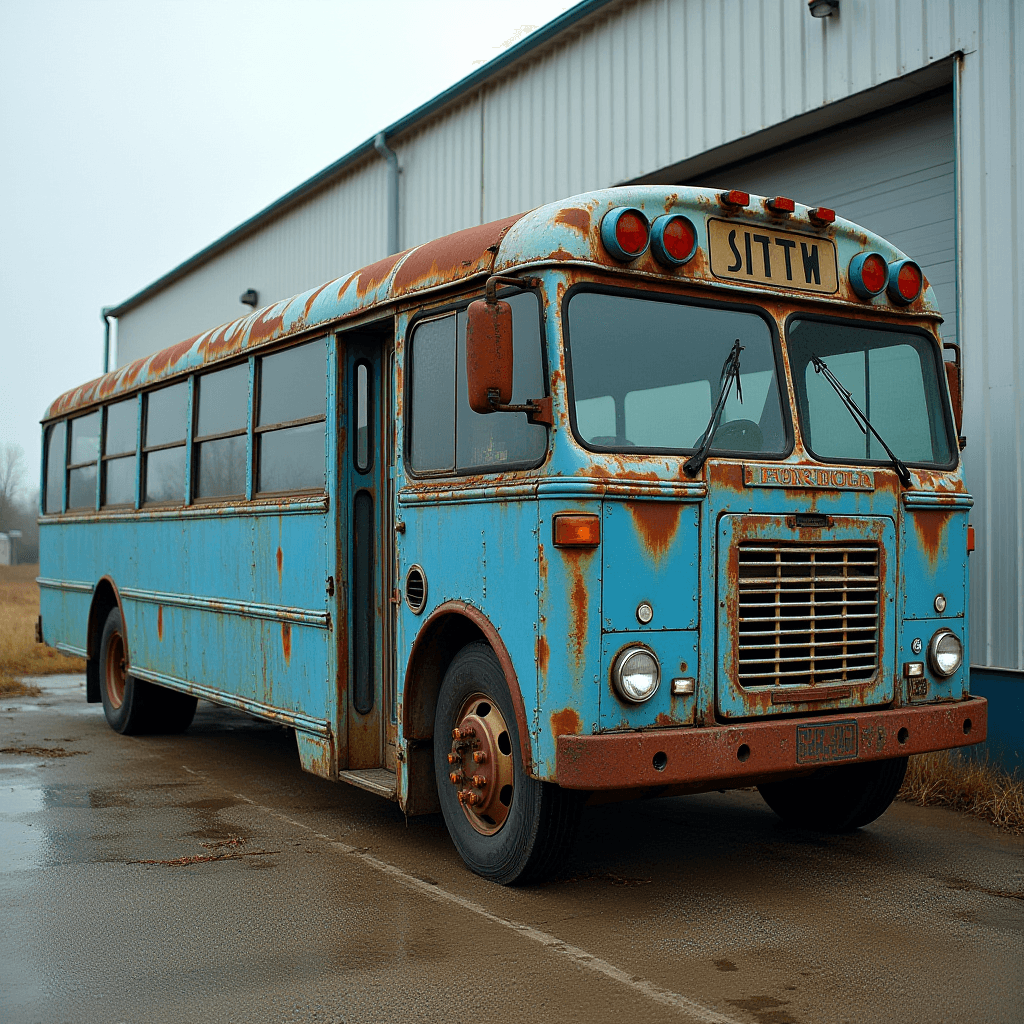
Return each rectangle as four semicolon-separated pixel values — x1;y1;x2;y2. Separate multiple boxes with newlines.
128;664;331;737
54;642;88;658
902;491;973;510
36;577;93;594
39;496;328;525
119;587;330;628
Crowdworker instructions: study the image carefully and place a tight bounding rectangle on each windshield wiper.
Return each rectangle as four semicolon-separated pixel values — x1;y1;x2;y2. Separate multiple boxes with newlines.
811;354;912;487
684;339;743;477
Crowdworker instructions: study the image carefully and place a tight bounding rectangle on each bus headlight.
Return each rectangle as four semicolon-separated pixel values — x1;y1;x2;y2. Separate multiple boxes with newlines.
611;646;661;703
928;629;963;678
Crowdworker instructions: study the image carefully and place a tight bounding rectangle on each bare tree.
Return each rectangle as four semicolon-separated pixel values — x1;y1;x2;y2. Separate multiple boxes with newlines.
0;443;26;531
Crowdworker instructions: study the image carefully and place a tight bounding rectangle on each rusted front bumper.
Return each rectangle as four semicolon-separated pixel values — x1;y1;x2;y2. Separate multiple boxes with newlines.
555;698;987;790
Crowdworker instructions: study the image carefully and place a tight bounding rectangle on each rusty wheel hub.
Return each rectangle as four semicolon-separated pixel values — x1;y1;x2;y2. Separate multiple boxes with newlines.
446;693;515;835
106;632;126;710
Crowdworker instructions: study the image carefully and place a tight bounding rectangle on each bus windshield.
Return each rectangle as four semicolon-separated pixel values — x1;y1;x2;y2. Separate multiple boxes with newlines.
566;291;788;456
787;318;955;468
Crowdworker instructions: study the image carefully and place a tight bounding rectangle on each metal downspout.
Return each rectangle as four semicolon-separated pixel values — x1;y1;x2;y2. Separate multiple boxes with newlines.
374;131;400;255
101;306;116;373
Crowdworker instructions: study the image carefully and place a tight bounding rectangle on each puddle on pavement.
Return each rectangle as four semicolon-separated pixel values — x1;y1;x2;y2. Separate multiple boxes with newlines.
0;784;45;872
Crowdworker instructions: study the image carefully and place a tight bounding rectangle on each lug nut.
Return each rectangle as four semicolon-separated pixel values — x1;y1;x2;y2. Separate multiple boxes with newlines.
449;771;464;784
447;753;458;764
473;751;488;763
472;775;487;787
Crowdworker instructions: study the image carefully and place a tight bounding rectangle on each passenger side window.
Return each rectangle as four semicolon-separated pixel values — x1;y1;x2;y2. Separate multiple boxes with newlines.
43;421;66;514
408;291;547;475
143;383;188;504
256;339;327;493
102;397;138;508
194;363;248;499
66;412;100;510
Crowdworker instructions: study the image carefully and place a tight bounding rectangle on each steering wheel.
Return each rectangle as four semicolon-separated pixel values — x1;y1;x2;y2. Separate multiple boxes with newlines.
709;418;763;452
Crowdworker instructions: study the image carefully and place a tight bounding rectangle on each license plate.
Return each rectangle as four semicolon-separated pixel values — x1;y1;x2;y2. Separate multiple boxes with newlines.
708;218;838;294
796;720;859;764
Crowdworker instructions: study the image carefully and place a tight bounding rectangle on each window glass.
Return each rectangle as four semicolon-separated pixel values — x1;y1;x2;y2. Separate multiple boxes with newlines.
69;412;100;464
67;465;97;510
103;456;136;507
197;363;248;438
196;436;247;498
144;447;186;504
256;340;326;493
787;319;954;466
145;383;187;447
409;316;456;473
44;421;65;513
259;339;327;426
259;423;325;493
455;292;547;470
567;293;786;455
355;362;371;472
105;398;138;456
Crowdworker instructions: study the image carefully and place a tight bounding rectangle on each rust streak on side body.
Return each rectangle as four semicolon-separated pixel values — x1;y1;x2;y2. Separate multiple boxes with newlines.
281;623;291;664
911;508;955;569
626;501;682;560
550;707;582;739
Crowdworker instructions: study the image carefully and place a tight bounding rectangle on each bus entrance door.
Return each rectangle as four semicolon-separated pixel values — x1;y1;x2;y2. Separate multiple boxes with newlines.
343;335;397;773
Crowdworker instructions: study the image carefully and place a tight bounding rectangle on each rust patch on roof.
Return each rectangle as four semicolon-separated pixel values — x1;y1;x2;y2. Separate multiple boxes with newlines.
391;214;523;296
248;306;286;346
354;251;406;299
555;207;590;235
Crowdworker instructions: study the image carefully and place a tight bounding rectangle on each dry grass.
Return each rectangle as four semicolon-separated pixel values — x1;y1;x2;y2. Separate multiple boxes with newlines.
898;749;1024;832
0;564;85;695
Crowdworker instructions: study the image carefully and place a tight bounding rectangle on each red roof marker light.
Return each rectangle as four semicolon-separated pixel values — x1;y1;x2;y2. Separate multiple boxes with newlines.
600;207;650;261
767;196;795;213
719;190;749;208
809;207;836;224
650;214;698;266
849;252;888;299
888;259;923;304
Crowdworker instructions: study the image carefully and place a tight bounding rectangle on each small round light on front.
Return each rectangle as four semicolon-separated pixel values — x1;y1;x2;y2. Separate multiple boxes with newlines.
636;601;654;625
928;629;963;678
600;207;650;261
934;594;947;613
849;251;888;298
650;214;697;266
887;259;924;305
611;646;661;704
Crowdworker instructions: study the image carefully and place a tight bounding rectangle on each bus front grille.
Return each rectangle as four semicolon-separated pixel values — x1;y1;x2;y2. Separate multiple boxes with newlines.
735;543;880;687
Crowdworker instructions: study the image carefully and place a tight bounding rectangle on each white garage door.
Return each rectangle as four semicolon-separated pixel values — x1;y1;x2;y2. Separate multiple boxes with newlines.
687;91;956;345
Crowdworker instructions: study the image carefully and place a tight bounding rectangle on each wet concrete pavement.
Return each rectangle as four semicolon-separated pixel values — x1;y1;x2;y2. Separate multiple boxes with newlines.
2;676;1022;1024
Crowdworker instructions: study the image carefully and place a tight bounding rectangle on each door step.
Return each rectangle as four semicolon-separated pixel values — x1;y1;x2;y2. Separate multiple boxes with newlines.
338;768;397;800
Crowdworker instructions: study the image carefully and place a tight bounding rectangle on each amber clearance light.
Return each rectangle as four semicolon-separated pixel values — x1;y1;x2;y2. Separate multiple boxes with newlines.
553;513;601;547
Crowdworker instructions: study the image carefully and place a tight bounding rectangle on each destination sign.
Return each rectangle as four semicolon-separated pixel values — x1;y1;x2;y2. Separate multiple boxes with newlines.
708;219;838;293
744;465;874;490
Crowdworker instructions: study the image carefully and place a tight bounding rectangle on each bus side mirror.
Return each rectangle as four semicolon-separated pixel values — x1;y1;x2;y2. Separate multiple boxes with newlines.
943;343;963;440
466;298;513;414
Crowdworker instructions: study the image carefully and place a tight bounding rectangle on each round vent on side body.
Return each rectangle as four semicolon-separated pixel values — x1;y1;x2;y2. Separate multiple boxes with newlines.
405;564;427;614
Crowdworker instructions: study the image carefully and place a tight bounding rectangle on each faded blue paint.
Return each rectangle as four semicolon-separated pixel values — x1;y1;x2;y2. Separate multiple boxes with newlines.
38;185;979;803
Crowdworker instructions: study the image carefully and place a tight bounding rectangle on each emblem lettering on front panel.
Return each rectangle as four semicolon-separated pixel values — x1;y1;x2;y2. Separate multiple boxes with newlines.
708;219;839;293
744;465;874;491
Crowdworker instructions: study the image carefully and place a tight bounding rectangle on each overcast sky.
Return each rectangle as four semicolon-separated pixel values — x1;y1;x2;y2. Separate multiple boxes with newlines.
0;0;572;500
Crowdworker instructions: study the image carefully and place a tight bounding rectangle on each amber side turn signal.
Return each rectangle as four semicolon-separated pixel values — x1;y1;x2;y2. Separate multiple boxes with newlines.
553;513;601;547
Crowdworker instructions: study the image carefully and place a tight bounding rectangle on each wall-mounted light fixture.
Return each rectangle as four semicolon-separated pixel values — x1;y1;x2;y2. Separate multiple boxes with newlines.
808;0;839;15
240;289;259;308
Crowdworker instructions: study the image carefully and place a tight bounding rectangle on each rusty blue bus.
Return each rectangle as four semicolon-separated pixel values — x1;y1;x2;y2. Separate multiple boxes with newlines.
38;185;985;883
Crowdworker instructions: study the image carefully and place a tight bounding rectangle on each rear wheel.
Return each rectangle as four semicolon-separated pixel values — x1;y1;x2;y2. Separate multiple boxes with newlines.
99;607;197;735
434;641;582;884
758;756;909;832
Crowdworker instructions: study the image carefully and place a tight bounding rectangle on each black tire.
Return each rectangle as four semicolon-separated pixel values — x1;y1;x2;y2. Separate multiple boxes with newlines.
98;607;197;735
758;756;909;833
434;641;582;885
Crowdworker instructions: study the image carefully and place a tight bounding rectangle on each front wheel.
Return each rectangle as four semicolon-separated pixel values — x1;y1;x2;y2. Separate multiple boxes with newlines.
434;641;582;885
99;607;197;735
758;756;909;832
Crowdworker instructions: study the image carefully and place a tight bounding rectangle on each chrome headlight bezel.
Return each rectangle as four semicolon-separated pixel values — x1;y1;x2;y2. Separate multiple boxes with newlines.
928;628;963;678
611;645;661;704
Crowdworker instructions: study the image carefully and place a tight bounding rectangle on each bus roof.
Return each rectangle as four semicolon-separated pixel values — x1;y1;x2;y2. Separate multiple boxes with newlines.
45;186;939;421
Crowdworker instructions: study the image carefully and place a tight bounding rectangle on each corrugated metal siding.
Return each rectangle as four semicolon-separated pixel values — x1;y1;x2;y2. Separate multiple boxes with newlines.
110;0;1021;671
959;0;1023;672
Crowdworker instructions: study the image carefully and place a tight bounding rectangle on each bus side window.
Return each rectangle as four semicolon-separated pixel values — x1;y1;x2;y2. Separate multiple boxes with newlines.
407;293;547;476
256;338;327;494
102;396;138;508
43;420;66;514
66;412;100;510
194;362;248;499
143;383;188;505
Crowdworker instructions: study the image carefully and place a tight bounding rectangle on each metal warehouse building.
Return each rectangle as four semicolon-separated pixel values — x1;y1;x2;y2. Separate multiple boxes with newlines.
107;0;1023;755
